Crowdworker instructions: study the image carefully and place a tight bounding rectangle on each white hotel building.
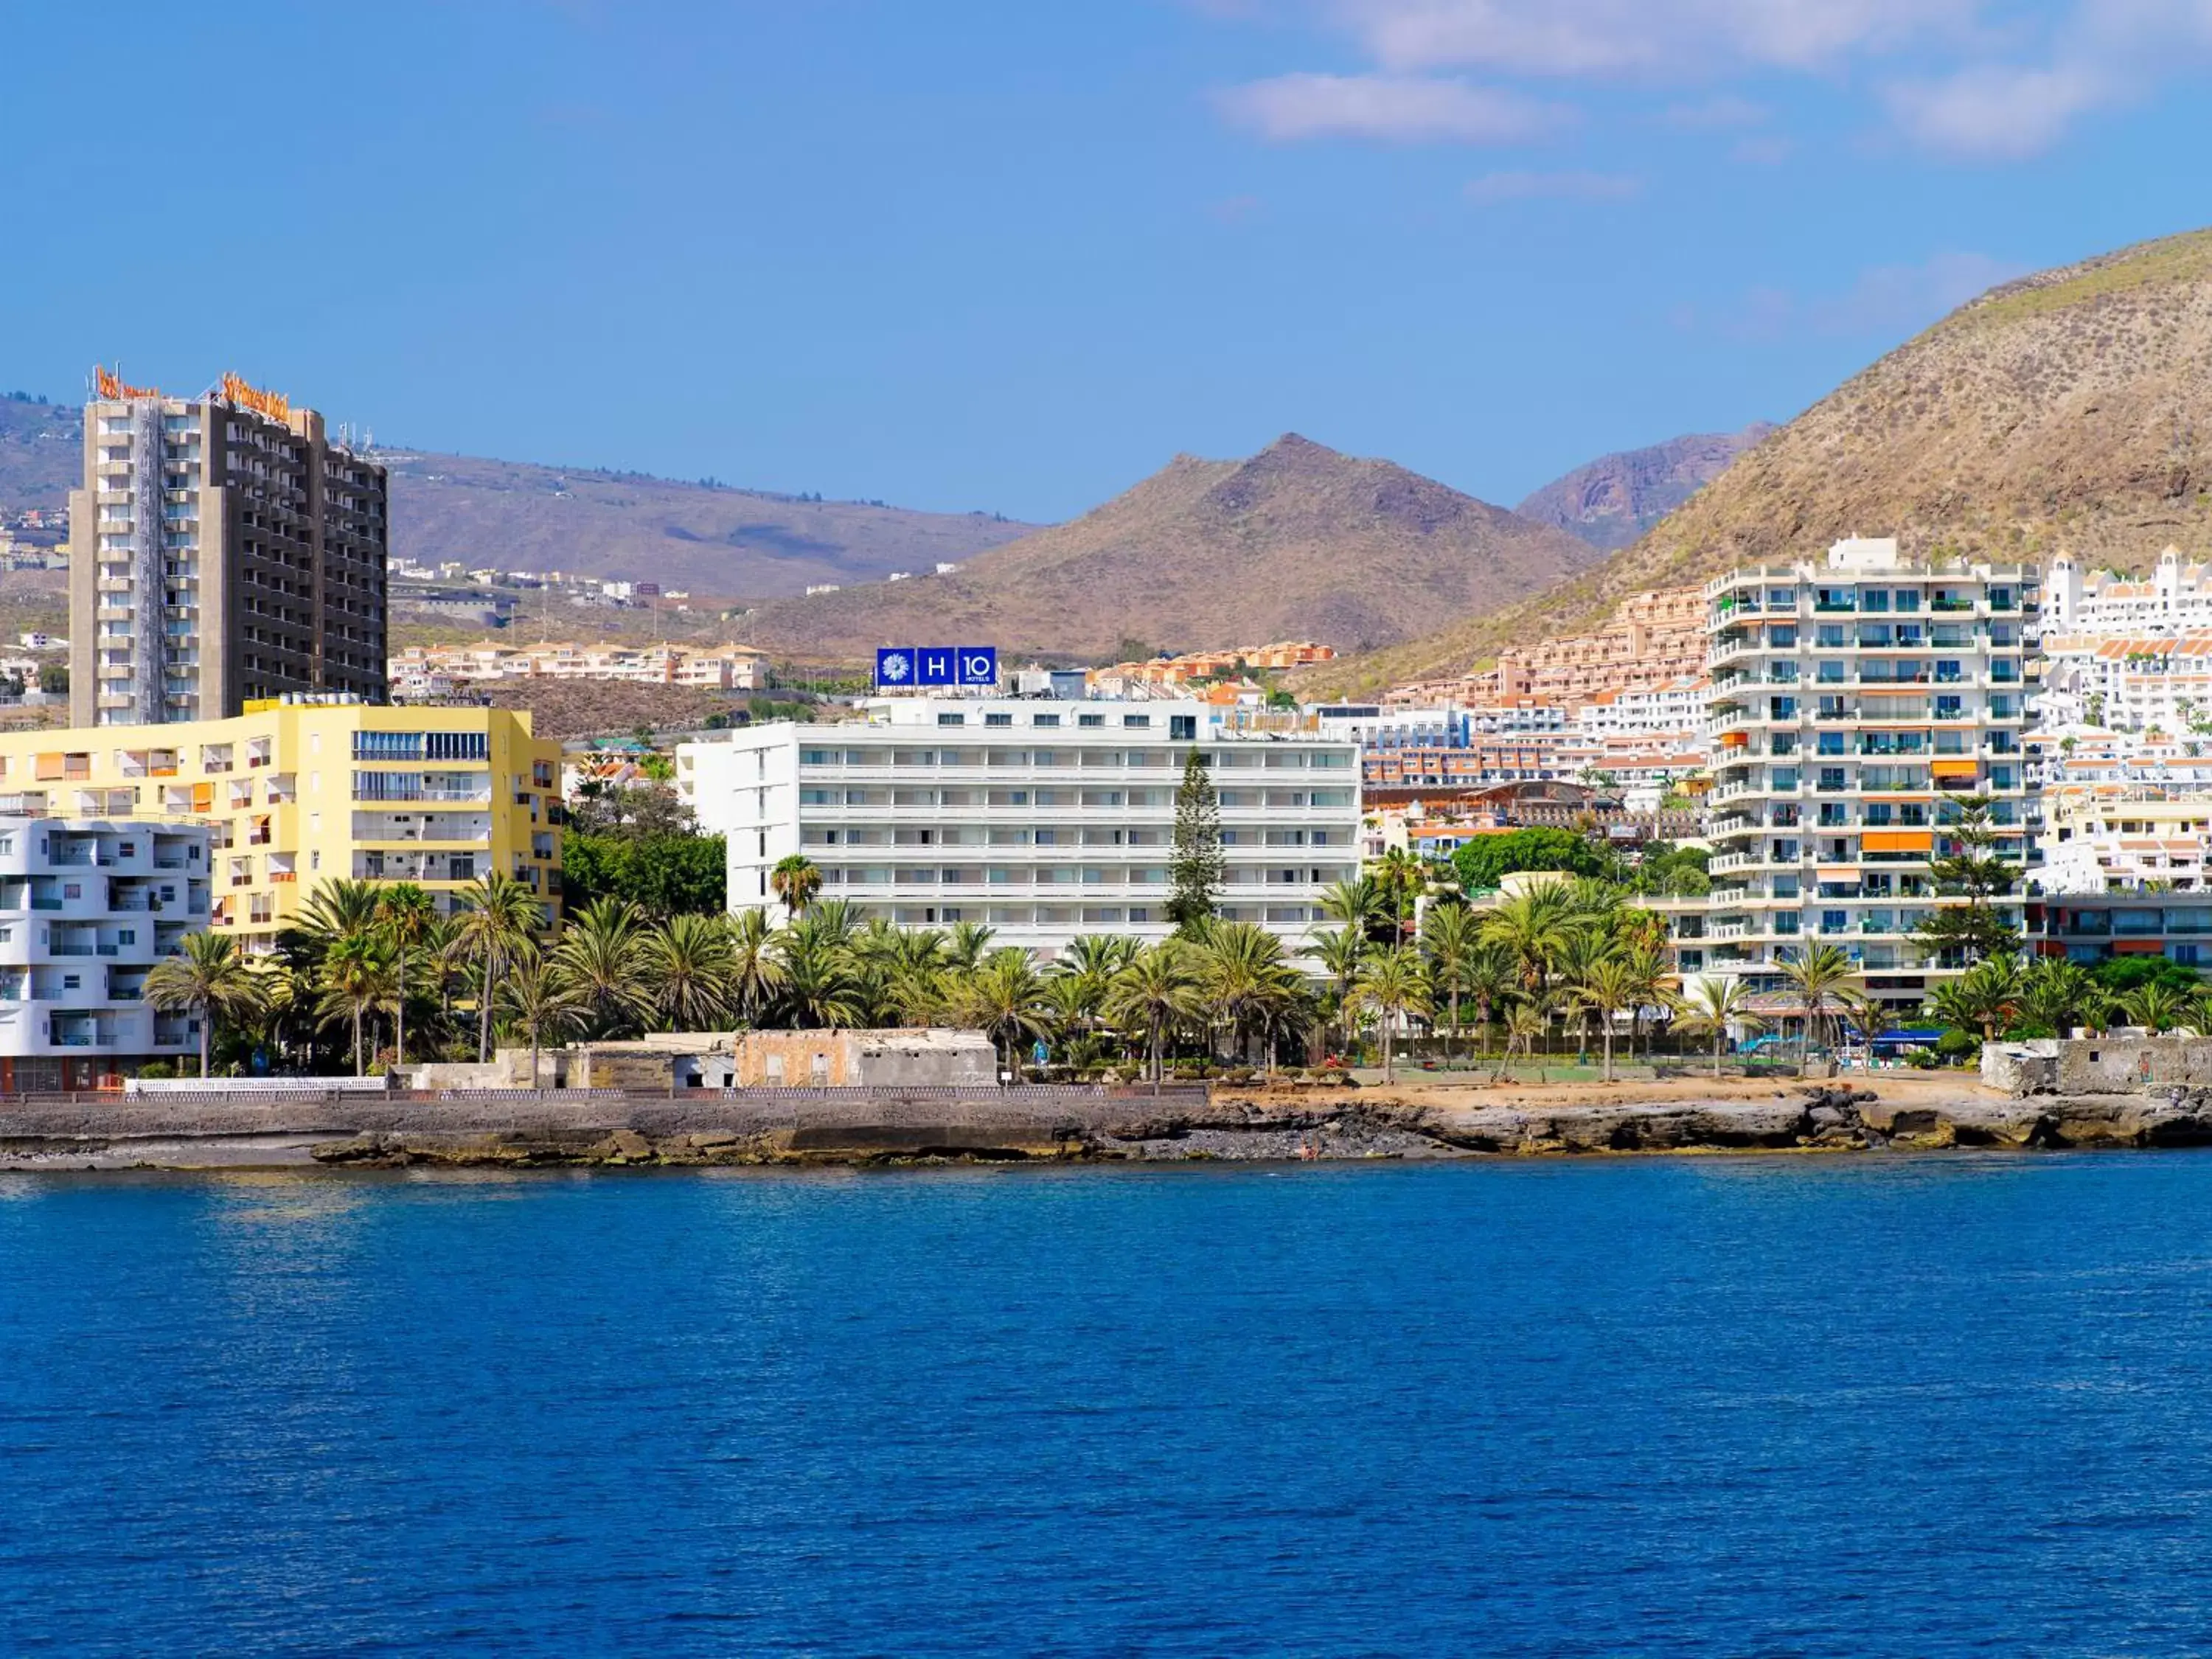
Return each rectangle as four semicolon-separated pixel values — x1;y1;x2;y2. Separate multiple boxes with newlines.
679;697;1360;959
1688;538;2036;1009
0;815;213;1087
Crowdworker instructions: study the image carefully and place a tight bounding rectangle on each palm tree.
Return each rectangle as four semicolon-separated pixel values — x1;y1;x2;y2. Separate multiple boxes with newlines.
1039;973;1098;1064
1465;940;1517;1062
1481;883;1578;998
1374;847;1425;944
144;931;264;1079
552;896;653;1037
1306;925;1368;1059
959;948;1051;1080
946;920;997;973
498;945;585;1087
1352;945;1431;1085
2124;980;2194;1035
1778;943;1857;1077
1928;954;2024;1044
316;933;399;1076
1492;996;1551;1085
1318;874;1391;945
771;925;866;1029
644;911;735;1032
1620;938;1674;1061
295;877;383;954
453;872;544;1062
769;853;821;920
1197;920;1294;1066
727;908;787;1026
374;883;439;1069
1832;989;1891;1068
1674;977;1766;1079
2020;958;2098;1036
1419;902;1481;1062
1571;956;1641;1084
1107;942;1203;1094
1554;927;1620;1065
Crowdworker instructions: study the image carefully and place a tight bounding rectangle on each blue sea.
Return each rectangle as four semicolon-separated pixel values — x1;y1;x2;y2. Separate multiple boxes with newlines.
4;1155;2211;1656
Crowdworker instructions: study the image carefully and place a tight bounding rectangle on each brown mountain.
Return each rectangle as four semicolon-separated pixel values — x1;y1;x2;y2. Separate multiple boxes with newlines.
737;434;1602;662
1515;423;1775;551
380;447;1034;596
1312;225;2212;695
0;392;1036;596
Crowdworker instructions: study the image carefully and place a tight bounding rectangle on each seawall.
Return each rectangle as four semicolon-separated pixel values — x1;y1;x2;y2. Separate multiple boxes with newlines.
9;1077;2212;1170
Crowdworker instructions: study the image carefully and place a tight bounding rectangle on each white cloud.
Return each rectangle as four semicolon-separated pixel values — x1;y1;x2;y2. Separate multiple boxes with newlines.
1328;0;1977;76
1464;169;1640;203
1205;0;2212;160
1217;72;1571;142
1882;63;2119;161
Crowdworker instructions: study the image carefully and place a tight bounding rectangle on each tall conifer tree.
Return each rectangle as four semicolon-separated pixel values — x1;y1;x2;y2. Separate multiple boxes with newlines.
1168;747;1223;933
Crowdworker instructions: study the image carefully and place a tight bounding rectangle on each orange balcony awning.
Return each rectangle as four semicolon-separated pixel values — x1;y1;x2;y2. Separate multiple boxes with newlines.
1864;830;1934;853
1931;759;1980;778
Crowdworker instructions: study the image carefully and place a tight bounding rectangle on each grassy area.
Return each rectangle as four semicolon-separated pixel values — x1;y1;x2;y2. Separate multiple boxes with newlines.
1959;228;2212;328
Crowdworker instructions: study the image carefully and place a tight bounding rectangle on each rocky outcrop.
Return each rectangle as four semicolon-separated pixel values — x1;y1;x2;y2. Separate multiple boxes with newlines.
13;1082;2212;1170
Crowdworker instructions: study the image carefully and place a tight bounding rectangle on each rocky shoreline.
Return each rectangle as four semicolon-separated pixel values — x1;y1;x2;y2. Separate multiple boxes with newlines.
4;1079;2212;1171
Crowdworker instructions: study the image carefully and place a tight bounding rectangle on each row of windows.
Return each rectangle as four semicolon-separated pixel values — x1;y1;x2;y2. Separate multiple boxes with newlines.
352;731;488;761
795;787;1353;809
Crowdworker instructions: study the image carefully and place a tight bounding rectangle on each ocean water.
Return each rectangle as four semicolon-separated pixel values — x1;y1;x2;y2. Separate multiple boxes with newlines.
3;1157;2211;1657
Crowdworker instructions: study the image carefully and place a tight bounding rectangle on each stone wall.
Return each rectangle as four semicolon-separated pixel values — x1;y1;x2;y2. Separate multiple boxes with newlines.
1983;1035;2212;1096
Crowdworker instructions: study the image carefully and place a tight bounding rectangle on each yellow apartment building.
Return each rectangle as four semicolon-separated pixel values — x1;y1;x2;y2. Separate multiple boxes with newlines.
0;698;561;953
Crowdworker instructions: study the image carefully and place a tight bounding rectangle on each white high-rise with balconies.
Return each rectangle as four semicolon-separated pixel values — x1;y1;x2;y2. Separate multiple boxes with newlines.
679;697;1361;960
1688;537;2037;1012
0;816;212;1087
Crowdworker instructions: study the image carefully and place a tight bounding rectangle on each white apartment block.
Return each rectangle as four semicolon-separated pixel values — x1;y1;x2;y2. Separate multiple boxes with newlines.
1691;538;2036;1006
0;817;212;1086
389;641;762;698
1576;675;1709;737
2045;549;2212;633
2037;633;2212;735
679;697;1360;959
2045;789;2212;893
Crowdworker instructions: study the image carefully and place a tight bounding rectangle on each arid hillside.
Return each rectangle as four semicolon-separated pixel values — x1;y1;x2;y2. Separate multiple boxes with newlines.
737;434;1602;661
0;392;1036;597
1312;226;2212;695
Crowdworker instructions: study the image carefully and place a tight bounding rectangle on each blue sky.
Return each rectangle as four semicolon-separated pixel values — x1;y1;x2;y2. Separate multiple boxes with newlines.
5;1;2211;523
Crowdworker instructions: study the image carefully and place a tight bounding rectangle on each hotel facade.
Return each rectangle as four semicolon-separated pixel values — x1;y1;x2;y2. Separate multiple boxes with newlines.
0;702;561;953
1688;538;2037;1008
71;368;387;726
680;696;1360;959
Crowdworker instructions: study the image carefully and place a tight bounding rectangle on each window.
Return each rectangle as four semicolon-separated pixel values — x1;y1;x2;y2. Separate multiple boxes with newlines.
1169;716;1196;742
1122;714;1151;728
1078;714;1105;728
1032;714;1060;728
936;712;965;726
985;713;1012;728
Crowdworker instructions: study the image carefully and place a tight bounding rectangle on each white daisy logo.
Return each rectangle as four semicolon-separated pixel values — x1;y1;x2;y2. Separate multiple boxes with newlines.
880;651;911;684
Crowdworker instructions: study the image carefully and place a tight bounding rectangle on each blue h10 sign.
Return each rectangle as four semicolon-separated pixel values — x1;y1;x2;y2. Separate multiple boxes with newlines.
877;646;996;689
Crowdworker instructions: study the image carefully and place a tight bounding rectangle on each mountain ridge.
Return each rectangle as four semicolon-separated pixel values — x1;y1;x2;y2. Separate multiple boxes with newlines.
1514;423;1775;551
0;393;1038;597
734;433;1604;661
1306;225;2212;695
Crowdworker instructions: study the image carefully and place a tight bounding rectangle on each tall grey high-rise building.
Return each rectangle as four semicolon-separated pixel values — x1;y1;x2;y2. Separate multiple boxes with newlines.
70;369;387;726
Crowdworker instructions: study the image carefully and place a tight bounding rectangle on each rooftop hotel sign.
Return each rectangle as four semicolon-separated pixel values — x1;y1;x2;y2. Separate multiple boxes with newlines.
877;647;998;689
